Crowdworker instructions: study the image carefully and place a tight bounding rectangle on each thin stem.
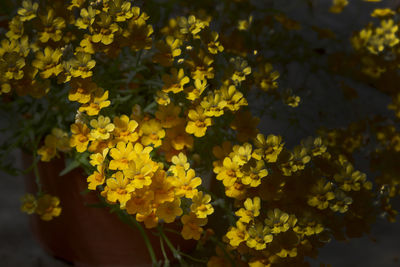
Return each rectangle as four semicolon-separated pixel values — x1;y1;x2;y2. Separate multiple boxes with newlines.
30;135;42;194
157;224;182;262
126;214;158;265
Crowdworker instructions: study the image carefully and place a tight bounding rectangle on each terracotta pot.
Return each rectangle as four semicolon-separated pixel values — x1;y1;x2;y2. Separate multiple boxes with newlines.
23;153;194;267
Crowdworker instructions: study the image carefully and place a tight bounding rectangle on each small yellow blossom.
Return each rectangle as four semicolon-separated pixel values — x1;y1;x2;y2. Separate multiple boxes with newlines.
20;194;37;214
235;197;261;223
190;191;214;218
173;169;202;198
156;198;183;223
186;105;212;137
79;89;111;116
162;68;190;94
90;115;115;140
35;194;62;221
105;171;135;207
70;122;91;153
181;212;208;240
87;164;106;190
139;119;165;147
17;0;38;21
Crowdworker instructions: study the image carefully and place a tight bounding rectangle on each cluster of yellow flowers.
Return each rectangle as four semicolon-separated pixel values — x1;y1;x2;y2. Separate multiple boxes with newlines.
2;0;397;265
21;193;61;221
209;133;374;266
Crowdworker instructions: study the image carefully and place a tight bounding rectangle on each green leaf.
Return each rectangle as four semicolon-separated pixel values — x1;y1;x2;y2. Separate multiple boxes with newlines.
59;159;80;176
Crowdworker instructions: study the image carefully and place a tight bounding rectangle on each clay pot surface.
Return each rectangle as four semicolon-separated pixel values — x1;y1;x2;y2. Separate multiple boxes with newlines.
23;154;194;267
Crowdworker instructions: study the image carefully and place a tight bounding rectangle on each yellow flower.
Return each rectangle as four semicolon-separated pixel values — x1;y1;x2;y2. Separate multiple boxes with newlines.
190;191;214;218
91;12;119;45
79;89;111;116
75;6;97;30
113;115;139;143
139;119;165;147
186;49;214;80
70;122;91;153
35;194;62;221
200;92;227;117
162;68;190;94
202;30;224;54
226;221;249;247
235;197;261;223
69;52;96;79
253;134;284;163
173;169;202;198
90;115;115;140
150;169;175;205
181;212;208;240
231;110;259;143
87;164;106;190
156;198;183;223
68;78;98;104
169;152;190;176
105;171;135;207
17;0;38;21
109;0;135;22
371;8;395;18
126;189;154;215
153;36;182;67
241;159;268;187
32;47;63;79
6;17;24;40
216;157;243;187
38;9;66;43
220;84;247;112
109;142;135;170
186;78;207;101
155;103;181;129
185;105;212;137
230;143;253;166
329;0;348;14
20;193;37;214
264;209;297;235
165;121;194;150
37;134;58;162
123;159;157;189
230;57;251;83
155;90;171;106
246;222;273;250
255;63;280;92
136;210;159;229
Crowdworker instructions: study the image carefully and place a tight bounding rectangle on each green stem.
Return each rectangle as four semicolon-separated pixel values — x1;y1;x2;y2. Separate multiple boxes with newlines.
157;224;182;262
126;214;158;265
30;135;42;194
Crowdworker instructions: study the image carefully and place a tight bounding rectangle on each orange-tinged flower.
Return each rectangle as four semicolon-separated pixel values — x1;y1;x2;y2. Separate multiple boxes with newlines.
156;198;183;223
136;210;159;229
126;189;154;215
155;103;181;128
139;119;165;147
181;212;207;240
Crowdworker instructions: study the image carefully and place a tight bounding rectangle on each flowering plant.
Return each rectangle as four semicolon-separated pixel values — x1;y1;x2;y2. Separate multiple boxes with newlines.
1;0;400;266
